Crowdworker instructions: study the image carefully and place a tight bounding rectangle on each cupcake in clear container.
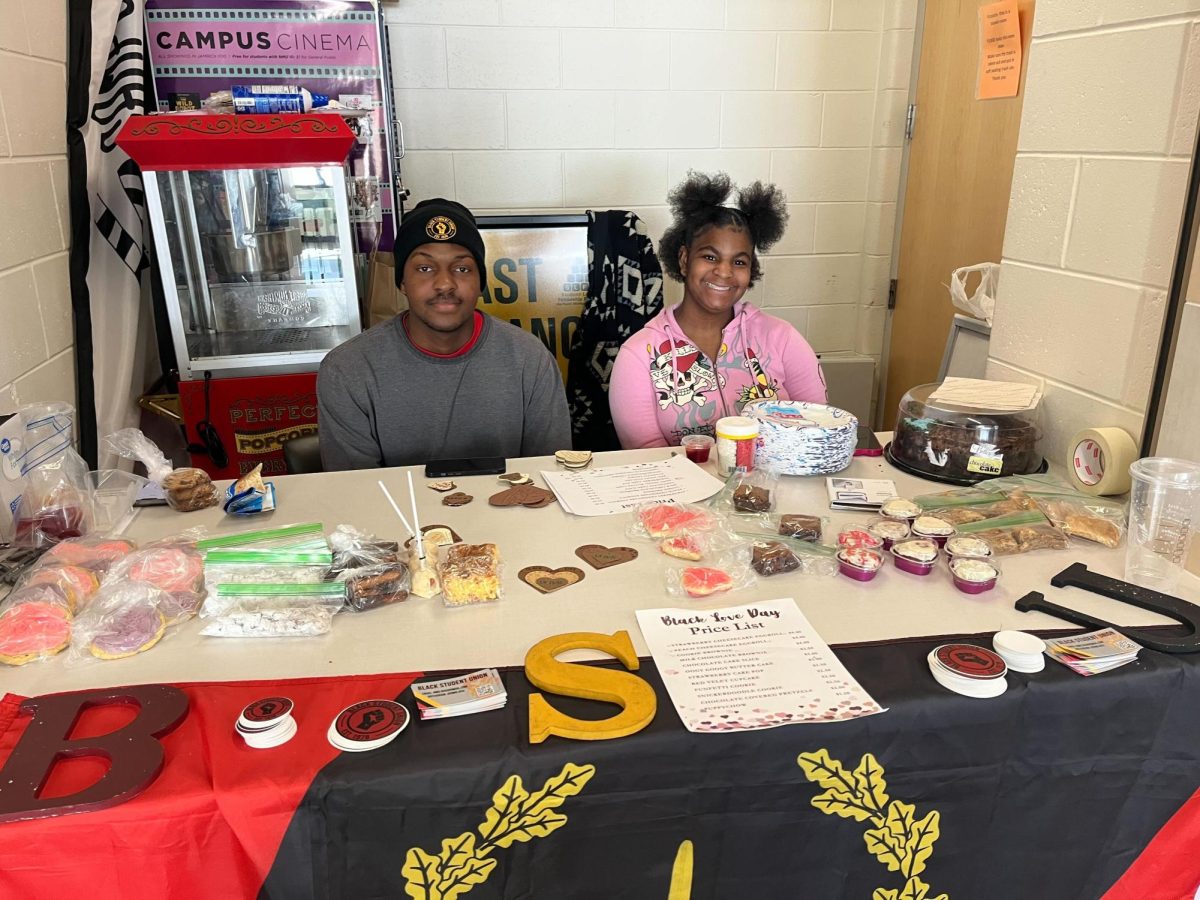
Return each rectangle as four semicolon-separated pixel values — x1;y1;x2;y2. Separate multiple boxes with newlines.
837;547;883;582
949;557;1000;594
868;518;910;550
945;535;993;560
891;538;940;576
879;498;922;521
911;515;955;546
838;525;883;552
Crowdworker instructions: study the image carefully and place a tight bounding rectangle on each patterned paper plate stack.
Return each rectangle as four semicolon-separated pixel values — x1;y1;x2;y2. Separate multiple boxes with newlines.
743;400;858;476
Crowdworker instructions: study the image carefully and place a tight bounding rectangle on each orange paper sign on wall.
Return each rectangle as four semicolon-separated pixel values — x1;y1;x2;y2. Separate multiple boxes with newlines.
977;0;1022;99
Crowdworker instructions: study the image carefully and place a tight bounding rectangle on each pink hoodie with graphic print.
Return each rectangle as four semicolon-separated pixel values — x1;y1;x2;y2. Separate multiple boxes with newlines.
609;301;827;448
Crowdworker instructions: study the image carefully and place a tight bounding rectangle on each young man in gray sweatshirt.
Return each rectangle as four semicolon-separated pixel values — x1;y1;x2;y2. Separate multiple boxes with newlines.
317;198;571;470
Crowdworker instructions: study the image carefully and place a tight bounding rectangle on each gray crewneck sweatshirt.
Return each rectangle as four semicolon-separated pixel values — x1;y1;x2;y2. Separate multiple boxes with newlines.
317;313;572;470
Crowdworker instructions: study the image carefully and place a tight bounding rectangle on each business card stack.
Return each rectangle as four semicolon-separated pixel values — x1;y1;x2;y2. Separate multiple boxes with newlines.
825;477;899;512
1043;628;1141;676
412;668;507;720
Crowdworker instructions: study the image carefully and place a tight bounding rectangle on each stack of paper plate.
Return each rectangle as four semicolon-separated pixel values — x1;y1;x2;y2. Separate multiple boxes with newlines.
743;400;858;475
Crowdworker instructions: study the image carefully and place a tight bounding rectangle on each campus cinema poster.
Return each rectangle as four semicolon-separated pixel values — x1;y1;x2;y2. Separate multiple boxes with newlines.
478;226;589;381
143;0;398;265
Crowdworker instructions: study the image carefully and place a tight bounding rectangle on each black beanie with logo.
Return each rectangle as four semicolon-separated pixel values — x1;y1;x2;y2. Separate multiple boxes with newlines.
393;198;487;292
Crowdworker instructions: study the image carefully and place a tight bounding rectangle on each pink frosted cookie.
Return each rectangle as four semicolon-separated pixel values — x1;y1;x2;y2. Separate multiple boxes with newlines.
43;537;136;573
125;547;204;593
121;547;205;621
88;605;167;660
681;567;734;598
5;583;73;614
24;565;100;613
0;601;71;666
639;504;714;538
660;535;704;561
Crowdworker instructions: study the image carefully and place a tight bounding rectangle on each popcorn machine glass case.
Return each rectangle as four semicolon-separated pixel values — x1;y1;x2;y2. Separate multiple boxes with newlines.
118;114;362;379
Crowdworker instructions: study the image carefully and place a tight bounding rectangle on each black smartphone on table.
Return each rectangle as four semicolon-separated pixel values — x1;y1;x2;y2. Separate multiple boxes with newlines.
424;457;507;478
854;426;884;457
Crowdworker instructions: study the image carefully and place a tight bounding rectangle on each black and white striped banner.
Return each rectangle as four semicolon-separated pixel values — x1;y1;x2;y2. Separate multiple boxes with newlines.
67;0;155;467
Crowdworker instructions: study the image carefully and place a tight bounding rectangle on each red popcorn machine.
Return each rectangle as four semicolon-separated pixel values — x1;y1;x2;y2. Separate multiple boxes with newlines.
118;113;362;478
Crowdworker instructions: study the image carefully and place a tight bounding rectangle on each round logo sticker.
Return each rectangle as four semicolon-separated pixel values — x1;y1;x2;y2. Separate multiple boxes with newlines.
934;644;1007;679
425;215;457;241
334;700;409;743
242;696;293;723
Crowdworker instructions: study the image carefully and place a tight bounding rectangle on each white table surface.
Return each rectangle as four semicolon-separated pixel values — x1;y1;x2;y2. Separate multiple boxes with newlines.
4;446;1191;697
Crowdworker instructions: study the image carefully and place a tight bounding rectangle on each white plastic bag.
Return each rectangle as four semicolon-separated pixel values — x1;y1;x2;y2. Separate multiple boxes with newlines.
947;262;999;326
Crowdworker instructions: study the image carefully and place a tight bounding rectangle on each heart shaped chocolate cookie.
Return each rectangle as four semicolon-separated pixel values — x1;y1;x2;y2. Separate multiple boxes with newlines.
555;450;593;469
574;544;639;570
489;484;556;508
518;566;585;594
442;492;473;507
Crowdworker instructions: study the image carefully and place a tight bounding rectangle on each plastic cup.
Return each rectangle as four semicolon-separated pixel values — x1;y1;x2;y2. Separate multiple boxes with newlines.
681;434;715;464
1126;458;1200;591
88;469;148;534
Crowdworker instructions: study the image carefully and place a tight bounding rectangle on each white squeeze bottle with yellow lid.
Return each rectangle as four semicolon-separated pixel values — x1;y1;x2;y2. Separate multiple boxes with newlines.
715;416;758;476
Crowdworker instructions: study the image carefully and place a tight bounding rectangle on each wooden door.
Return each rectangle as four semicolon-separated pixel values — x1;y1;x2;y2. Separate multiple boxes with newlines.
883;0;1035;427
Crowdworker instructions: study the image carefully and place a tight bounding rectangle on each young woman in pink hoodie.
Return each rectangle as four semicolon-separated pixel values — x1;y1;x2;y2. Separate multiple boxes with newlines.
609;171;827;448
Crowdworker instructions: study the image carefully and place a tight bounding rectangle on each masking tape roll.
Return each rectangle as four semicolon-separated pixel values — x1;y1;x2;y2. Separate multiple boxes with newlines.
1067;427;1138;496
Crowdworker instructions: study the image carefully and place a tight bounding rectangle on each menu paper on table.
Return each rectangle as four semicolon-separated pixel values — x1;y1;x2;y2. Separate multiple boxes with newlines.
541;455;726;517
636;599;885;733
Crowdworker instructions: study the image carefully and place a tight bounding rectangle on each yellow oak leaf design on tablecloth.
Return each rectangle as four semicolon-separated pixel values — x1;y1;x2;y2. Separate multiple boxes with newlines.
403;762;596;900
798;749;948;900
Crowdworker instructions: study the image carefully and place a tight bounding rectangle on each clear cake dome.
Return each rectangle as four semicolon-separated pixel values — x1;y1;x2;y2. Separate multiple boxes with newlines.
887;383;1044;484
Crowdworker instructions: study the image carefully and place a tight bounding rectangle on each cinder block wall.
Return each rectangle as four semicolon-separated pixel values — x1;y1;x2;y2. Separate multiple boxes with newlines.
988;2;1200;463
386;0;917;383
0;0;73;413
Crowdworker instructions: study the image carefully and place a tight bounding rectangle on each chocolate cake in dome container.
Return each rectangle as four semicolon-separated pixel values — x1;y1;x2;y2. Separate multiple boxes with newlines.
887;383;1044;485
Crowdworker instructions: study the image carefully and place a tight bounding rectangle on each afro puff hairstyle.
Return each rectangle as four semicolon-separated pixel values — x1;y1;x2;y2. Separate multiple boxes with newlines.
658;170;789;286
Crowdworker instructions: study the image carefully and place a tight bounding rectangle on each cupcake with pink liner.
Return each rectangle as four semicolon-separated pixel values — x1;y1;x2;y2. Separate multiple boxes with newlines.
949;557;1000;594
945;535;993;560
890;538;940;576
911;515;955;547
837;547;884;582
879;498;922;521
868;518;910;551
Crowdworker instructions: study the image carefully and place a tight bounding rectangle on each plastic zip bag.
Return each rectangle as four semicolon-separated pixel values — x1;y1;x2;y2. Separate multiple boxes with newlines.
11;404;95;549
200;582;346;637
196;522;329;555
201;548;333;616
953;510;1068;555
664;546;756;599
628;502;721;540
735;530;839;577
